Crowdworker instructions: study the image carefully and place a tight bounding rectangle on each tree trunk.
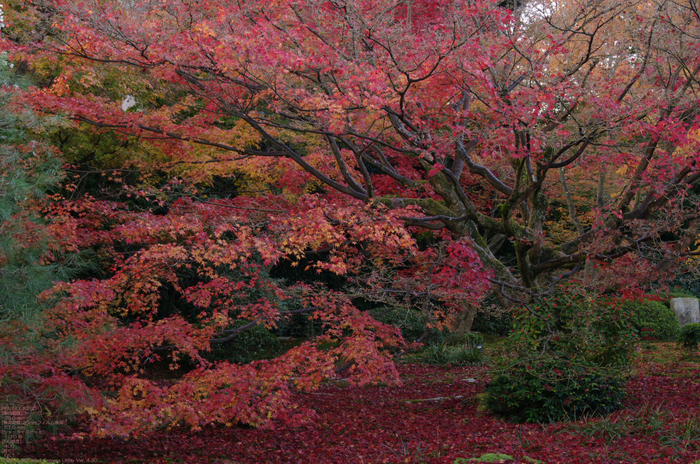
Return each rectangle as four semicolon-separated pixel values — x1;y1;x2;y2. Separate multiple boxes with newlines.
446;306;478;334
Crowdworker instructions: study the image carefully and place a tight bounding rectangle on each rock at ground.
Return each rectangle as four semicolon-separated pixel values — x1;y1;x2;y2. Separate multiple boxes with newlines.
670;298;700;326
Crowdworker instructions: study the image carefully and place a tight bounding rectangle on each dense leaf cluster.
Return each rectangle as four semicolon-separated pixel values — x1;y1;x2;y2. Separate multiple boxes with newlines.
678;323;700;352
621;297;680;341
484;357;626;423
484;287;637;422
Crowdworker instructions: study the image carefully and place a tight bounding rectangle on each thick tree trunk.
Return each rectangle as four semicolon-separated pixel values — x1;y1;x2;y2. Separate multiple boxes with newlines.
446;306;478;334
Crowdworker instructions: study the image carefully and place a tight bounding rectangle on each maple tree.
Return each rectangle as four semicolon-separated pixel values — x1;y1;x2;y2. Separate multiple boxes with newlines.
6;0;698;288
1;0;700;437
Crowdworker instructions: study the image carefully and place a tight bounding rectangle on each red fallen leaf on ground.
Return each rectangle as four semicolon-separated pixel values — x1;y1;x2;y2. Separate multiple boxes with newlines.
21;344;700;464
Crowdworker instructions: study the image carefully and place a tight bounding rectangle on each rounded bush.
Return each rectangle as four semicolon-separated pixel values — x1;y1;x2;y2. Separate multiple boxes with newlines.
507;290;639;368
484;285;633;423
678;323;700;351
620;298;680;341
483;356;626;423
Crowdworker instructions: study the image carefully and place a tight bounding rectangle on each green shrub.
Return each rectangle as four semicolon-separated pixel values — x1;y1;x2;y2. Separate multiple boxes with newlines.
483;285;634;423
204;321;281;363
506;290;638;368
471;312;513;336
471;295;513;336
445;331;484;348
668;290;697;299
678;323;700;351
668;278;700;299
483;355;626;423
369;307;427;340
619;297;680;341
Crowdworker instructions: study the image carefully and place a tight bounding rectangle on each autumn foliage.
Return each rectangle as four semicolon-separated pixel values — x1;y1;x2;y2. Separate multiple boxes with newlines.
2;185;493;436
1;0;700;439
22;351;700;463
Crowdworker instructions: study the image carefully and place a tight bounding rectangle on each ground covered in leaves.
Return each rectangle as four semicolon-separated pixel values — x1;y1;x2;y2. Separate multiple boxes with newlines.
22;343;700;463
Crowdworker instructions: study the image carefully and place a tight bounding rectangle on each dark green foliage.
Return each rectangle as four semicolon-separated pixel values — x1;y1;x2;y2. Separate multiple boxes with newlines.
274;312;324;339
0;79;94;328
471;294;513;336
422;342;452;366
668;278;700;299
620;298;680;341
269;254;347;291
668;289;697;299
483;286;635;423
451;333;487;365
368;307;486;364
471;312;512;336
677;323;700;351
483;357;626;423
204;321;282;364
450;346;486;365
445;331;484;348
508;291;638;368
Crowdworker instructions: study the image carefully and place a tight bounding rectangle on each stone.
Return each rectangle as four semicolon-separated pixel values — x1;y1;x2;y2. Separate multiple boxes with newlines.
670;298;700;326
